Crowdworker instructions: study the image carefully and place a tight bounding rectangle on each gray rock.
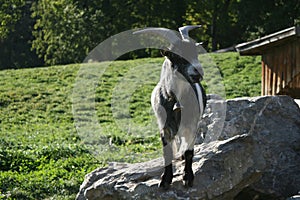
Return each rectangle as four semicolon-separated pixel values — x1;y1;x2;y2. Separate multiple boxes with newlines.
76;96;300;200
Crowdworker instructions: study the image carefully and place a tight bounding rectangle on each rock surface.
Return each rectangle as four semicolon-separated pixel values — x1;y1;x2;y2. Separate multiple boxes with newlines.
76;96;300;200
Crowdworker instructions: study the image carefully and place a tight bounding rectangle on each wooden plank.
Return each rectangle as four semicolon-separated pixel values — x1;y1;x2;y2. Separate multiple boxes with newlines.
283;43;290;89
287;43;292;87
286;72;300;98
264;54;269;95
296;73;300;89
276;47;281;94
267;53;272;95
276;48;280;94
297;40;300;91
266;60;270;95
261;55;265;96
277;45;284;94
289;72;300;88
264;54;268;95
296;39;300;81
272;50;277;95
276;48;281;94
291;42;296;84
281;45;286;89
295;72;300;88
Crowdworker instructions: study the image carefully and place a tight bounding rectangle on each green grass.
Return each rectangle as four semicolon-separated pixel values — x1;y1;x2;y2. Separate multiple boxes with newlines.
209;52;262;98
0;53;260;199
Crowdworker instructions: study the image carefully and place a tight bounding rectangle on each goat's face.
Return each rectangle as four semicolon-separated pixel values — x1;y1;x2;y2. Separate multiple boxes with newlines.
133;26;204;83
162;40;203;84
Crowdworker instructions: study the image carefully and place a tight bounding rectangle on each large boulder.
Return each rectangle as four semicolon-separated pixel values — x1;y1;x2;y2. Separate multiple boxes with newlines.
76;96;300;200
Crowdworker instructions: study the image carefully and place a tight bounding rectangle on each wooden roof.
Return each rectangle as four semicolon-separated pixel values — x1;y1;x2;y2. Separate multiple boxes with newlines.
236;26;300;55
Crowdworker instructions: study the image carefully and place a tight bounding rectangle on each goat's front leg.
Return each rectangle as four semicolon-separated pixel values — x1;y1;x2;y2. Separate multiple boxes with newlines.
159;128;173;189
183;149;194;187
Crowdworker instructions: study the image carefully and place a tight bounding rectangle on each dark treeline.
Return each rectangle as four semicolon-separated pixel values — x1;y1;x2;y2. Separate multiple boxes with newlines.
0;0;299;69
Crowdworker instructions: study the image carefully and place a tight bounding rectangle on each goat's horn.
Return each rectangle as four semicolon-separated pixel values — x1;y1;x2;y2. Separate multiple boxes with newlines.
179;25;201;40
133;28;181;44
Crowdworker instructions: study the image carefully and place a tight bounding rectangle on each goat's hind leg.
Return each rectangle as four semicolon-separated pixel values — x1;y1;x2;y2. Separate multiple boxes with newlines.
159;129;173;189
183;149;194;187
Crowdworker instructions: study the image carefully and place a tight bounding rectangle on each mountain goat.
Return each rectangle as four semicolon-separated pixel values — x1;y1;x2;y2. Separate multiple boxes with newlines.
134;25;207;189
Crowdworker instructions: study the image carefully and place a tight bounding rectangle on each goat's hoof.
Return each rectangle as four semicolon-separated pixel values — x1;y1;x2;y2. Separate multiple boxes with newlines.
183;179;193;187
159;181;171;190
183;173;194;187
159;174;172;190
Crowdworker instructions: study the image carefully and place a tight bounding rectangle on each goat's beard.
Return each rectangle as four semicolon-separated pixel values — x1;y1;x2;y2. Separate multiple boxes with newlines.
194;83;204;118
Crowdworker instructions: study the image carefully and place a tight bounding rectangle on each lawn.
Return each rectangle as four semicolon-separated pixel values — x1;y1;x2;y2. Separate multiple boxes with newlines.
0;52;260;199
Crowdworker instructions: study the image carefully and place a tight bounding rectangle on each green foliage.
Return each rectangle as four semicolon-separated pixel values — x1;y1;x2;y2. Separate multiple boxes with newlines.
0;0;299;68
31;0;187;65
31;0;92;65
0;0;42;69
0;0;24;40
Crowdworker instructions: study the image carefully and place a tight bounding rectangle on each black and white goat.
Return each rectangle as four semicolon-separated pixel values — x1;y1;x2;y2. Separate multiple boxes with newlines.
135;25;206;189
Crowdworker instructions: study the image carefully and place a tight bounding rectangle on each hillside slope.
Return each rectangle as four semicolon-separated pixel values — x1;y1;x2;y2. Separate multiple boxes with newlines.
0;53;260;199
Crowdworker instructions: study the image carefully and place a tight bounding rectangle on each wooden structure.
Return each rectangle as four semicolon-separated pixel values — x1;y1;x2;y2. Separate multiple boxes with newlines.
236;26;300;98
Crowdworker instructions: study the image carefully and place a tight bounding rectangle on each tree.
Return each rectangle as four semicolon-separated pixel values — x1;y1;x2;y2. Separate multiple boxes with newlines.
0;0;41;69
0;0;24;40
184;0;235;51
32;0;95;65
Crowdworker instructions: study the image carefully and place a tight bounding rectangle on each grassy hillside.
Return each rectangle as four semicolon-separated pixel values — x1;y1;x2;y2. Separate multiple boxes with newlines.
0;52;260;199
